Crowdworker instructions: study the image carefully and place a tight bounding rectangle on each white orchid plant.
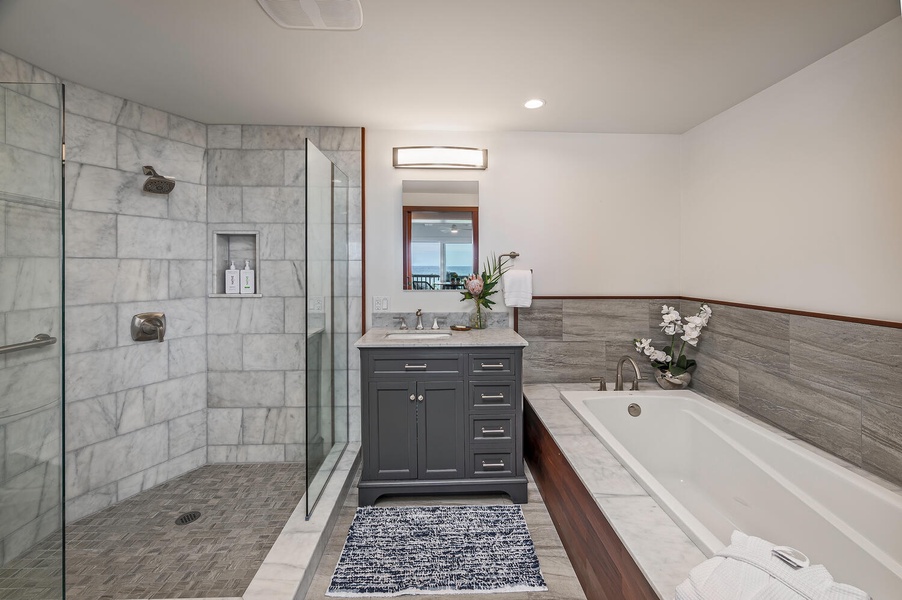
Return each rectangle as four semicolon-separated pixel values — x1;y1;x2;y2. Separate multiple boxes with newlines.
634;304;712;376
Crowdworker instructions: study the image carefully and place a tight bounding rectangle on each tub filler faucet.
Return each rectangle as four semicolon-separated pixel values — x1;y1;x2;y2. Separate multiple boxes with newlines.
615;355;643;391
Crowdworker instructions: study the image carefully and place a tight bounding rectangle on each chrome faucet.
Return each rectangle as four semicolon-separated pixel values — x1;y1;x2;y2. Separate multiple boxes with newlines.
394;316;408;330
615;356;643;391
415;308;424;330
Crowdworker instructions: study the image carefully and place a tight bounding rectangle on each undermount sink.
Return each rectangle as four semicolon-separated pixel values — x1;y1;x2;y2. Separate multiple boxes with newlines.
385;331;452;340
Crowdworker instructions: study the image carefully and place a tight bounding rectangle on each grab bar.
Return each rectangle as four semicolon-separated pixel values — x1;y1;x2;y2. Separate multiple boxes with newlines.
0;333;57;355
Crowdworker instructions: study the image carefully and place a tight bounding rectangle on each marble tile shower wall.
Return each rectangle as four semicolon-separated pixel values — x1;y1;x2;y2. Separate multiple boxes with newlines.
205;126;362;463
63;78;209;521
517;298;902;485
0;75;63;565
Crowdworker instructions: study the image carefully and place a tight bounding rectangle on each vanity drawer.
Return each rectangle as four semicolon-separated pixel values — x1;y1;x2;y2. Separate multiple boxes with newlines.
469;381;516;410
368;353;462;376
470;415;514;443
470;450;515;477
468;353;517;377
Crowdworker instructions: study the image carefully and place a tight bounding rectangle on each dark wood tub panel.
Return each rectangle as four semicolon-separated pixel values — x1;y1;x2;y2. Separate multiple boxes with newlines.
524;399;659;600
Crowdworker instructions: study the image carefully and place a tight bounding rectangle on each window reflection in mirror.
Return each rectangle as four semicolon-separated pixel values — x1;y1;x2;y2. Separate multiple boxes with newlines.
403;207;478;291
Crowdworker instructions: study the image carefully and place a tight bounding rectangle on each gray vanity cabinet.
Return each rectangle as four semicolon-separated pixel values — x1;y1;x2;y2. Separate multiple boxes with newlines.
359;346;526;506
366;378;465;481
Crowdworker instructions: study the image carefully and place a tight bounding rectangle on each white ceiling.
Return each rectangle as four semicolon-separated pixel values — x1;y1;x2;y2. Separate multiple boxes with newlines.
0;0;898;133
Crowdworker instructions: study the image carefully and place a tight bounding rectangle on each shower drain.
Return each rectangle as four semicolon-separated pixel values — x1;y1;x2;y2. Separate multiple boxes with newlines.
175;510;202;526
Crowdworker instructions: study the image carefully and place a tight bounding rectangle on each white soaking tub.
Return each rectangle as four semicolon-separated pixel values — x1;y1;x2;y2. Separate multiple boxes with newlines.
560;389;902;600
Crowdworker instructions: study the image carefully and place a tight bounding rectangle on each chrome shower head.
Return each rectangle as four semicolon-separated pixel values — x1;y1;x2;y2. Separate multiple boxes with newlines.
142;166;175;194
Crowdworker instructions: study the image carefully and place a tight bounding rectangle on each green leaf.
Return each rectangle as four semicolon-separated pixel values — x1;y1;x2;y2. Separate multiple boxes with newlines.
676;354;688;368
670;366;686;376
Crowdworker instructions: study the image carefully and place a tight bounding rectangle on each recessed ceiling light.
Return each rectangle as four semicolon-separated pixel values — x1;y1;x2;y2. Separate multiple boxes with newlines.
524;99;545;109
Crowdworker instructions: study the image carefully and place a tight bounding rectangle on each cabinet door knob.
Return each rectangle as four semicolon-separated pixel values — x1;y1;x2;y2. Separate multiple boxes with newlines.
417;395;424;402
409;394;416;401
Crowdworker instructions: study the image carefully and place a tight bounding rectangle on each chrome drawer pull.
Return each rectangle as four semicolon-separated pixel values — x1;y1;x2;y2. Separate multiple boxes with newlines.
481;427;506;436
481;461;505;470
480;363;505;369
404;364;428;370
480;393;505;401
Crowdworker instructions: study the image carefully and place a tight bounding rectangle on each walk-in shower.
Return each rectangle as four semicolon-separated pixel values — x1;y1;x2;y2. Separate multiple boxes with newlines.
0;81;66;598
0;78;354;599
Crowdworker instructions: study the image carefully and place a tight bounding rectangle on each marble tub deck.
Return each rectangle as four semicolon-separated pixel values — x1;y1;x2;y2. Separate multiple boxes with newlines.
525;382;902;599
524;383;705;599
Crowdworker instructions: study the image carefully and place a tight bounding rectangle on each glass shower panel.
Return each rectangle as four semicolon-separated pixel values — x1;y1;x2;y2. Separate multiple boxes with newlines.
305;140;349;516
0;82;65;598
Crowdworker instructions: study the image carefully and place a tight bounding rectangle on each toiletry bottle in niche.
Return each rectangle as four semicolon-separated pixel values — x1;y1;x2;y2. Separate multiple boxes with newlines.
240;260;255;294
225;261;240;294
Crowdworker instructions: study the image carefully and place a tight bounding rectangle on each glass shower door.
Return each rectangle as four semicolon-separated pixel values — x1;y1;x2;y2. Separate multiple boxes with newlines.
305;140;349;516
0;82;65;598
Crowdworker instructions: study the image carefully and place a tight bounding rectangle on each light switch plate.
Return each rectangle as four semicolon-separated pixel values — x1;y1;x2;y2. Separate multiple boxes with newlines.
373;296;389;312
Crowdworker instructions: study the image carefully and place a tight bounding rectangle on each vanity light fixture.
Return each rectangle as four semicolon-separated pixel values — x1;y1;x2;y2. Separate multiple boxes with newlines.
524;99;545;109
392;146;488;170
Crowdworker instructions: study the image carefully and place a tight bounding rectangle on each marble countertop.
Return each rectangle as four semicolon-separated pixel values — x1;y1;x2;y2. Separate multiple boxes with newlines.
524;382;706;600
355;327;528;348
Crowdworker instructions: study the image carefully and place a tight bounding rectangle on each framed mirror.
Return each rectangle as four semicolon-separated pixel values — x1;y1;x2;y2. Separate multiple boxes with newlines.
402;206;478;291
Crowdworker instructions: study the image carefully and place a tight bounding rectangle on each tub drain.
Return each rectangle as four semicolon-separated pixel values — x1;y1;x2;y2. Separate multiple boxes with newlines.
175;511;201;525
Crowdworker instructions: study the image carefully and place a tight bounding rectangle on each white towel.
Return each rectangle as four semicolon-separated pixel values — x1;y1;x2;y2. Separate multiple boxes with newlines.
502;270;533;308
674;531;870;600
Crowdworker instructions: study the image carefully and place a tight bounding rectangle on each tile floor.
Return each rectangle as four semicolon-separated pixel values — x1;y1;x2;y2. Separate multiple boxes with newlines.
304;466;587;600
0;463;305;600
0;536;62;600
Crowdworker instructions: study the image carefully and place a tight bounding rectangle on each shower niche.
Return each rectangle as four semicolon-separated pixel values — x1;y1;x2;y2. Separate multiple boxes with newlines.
211;230;261;297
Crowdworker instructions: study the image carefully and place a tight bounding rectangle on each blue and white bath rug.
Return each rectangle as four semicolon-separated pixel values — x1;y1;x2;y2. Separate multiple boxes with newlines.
326;504;547;596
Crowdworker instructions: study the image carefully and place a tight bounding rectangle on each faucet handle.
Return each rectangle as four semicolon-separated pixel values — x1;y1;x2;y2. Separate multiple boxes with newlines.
394;316;408;330
590;376;607;391
630;377;641;391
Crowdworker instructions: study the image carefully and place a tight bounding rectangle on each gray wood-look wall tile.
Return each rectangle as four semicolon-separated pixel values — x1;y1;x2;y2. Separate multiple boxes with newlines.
861;400;902;486
738;364;863;464
517;300;563;341
523;340;606;384
517;297;902;486
563;299;649;342
790;316;902;409
689;351;740;406
693;303;790;373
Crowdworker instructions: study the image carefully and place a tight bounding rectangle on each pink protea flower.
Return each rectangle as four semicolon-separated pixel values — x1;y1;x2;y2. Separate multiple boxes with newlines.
466;275;484;296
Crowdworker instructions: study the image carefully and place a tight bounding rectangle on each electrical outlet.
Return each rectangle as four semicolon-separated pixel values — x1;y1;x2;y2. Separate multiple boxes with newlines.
310;296;324;312
373;296;390;312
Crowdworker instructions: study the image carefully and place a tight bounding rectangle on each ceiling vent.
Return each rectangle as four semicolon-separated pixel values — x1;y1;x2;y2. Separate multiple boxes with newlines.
257;0;363;30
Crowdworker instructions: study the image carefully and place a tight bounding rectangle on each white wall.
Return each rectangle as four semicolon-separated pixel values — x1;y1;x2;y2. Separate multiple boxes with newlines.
680;17;902;322
365;130;681;326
